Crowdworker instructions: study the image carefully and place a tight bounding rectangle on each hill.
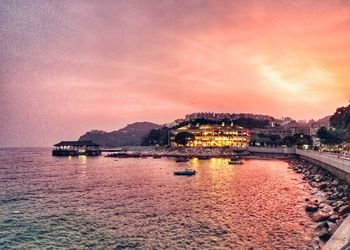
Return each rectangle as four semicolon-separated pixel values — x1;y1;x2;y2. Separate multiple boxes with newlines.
79;122;162;147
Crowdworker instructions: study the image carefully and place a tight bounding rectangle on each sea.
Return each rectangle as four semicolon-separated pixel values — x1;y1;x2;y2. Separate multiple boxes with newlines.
0;148;317;249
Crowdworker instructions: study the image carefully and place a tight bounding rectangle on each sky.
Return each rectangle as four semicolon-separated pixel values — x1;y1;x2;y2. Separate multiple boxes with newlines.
1;0;350;147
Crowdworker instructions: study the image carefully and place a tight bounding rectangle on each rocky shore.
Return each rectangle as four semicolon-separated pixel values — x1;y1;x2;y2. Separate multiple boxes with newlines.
288;159;350;249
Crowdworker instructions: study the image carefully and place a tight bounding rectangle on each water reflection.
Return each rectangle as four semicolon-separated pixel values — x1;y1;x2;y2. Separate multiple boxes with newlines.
0;149;315;249
78;155;87;165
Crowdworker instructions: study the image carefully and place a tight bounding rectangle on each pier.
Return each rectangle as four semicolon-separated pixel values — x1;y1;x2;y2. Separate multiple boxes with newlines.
52;141;102;156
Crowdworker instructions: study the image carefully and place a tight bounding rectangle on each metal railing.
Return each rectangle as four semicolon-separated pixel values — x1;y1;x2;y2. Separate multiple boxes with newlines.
296;149;350;173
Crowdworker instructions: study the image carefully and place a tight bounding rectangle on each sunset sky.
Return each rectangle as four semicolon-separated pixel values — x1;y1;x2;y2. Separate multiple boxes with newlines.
1;0;350;146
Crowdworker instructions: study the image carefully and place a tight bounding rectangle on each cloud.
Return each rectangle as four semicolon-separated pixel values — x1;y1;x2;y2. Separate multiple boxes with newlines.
1;0;350;146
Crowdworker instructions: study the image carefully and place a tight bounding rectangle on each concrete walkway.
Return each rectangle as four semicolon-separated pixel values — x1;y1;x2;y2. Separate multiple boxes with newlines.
323;215;350;250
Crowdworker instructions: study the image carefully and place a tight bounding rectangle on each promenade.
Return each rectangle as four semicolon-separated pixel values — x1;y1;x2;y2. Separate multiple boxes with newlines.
248;147;350;178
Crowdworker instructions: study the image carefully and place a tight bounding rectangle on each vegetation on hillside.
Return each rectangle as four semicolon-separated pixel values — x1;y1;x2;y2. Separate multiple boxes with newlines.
141;127;169;146
317;102;350;144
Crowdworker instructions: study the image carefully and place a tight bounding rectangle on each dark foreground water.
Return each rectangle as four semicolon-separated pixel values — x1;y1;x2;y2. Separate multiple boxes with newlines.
0;148;316;249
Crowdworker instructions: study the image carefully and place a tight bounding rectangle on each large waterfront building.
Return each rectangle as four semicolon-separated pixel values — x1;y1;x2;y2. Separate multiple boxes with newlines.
171;122;250;149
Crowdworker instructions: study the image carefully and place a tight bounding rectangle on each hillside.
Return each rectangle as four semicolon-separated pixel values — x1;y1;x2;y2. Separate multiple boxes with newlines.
79;122;162;147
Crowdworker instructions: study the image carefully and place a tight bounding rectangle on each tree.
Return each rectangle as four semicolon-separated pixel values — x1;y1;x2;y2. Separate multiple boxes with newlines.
174;132;195;146
330;102;350;140
317;127;329;142
316;126;343;145
330;103;350;130
141;127;170;146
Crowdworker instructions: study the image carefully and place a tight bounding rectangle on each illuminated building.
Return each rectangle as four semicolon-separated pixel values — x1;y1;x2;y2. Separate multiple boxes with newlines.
170;122;250;149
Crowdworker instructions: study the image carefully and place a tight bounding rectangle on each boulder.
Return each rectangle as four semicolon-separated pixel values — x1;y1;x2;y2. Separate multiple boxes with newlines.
305;204;318;212
328;214;340;222
331;179;339;186
316;226;331;241
311;166;320;174
312;211;331;222
335;200;345;207
318;182;328;190
314;174;323;182
338;205;350;215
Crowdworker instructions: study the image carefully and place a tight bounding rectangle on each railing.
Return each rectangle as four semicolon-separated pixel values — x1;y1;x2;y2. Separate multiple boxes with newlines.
296;149;350;174
248;147;350;174
248;146;296;154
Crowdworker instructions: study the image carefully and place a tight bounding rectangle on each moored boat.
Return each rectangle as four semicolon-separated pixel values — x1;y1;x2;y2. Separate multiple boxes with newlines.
198;156;210;160
174;168;197;176
228;158;244;165
175;157;189;162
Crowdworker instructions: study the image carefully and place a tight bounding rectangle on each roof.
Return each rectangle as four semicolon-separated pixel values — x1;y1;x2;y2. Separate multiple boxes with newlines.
53;141;100;147
173;123;246;131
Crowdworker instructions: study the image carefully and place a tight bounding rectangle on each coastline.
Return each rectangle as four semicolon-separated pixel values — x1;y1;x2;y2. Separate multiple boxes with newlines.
288;158;350;249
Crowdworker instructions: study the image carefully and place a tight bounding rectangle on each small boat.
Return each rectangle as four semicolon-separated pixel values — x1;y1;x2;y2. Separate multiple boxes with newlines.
198;156;210;160
228;158;244;165
175;157;189;162
174;168;197;176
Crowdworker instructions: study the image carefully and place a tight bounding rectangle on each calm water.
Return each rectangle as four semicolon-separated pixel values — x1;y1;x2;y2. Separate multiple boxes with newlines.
0;148;316;249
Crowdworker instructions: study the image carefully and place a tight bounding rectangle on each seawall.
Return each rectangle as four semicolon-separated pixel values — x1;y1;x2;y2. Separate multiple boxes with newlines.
248;147;350;184
248;147;350;249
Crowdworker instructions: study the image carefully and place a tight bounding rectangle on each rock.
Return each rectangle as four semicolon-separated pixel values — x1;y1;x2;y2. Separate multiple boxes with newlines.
335;200;345;207
316;226;331;241
331;179;339;186
315;221;329;230
321;205;332;213
327;221;338;235
338;205;350;215
330;192;339;199
328;213;340;222
318;202;326;209
312;211;331;222
305;204;318;212
314;174;323;182
318;182;328;190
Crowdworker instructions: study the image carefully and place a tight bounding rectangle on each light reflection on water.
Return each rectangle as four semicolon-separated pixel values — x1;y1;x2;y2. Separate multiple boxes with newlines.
0;148;315;249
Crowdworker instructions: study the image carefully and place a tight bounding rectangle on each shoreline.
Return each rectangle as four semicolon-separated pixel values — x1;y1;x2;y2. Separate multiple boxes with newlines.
288;158;349;248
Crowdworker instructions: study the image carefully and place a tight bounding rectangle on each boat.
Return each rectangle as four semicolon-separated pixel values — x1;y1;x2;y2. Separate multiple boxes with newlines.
153;155;162;158
174;168;197;176
175;157;189;162
228;158;244;165
198;156;210;160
